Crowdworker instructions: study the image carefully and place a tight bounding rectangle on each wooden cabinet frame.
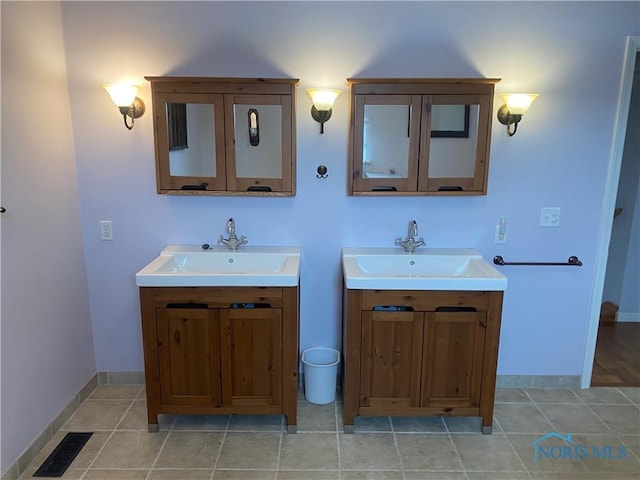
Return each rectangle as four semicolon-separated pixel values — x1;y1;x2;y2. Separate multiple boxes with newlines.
146;77;298;196
347;78;500;196
342;289;503;434
140;286;299;433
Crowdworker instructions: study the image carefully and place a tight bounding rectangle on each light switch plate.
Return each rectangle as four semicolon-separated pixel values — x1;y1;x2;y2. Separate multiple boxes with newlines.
540;208;561;227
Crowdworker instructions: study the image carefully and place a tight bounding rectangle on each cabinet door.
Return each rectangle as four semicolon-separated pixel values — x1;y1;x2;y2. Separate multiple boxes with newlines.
220;308;282;407
225;94;293;194
421;311;486;408
360;310;424;408
418;94;492;193
154;92;227;192
156;307;222;406
351;94;421;193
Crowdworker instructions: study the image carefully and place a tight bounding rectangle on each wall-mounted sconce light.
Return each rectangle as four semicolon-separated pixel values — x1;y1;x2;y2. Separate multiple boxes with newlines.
307;88;341;134
103;83;146;130
496;93;538;136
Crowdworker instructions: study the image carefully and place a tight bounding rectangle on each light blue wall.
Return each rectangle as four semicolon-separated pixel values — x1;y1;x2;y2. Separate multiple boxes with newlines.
1;2;95;471
57;1;639;375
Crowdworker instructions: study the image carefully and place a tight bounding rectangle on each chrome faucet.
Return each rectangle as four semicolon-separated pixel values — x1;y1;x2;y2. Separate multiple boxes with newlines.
218;217;247;251
395;220;425;253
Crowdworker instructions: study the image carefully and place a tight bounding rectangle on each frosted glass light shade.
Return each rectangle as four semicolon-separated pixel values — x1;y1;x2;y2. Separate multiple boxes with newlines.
103;83;139;107
307;88;341;111
502;94;538;115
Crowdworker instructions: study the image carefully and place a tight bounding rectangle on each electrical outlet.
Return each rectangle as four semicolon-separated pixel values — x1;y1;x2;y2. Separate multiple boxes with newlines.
100;220;113;241
494;216;507;243
540;208;561;227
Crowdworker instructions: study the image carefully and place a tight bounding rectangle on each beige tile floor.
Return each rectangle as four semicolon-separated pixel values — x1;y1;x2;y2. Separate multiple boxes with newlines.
19;385;640;480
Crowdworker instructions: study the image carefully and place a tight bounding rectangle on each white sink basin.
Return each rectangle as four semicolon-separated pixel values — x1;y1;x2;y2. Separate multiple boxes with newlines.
342;247;507;291
136;245;301;287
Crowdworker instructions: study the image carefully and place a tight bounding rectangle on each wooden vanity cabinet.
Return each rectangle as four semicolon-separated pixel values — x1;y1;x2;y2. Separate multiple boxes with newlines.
140;286;299;432
145;77;298;196
347;78;500;196
343;289;503;434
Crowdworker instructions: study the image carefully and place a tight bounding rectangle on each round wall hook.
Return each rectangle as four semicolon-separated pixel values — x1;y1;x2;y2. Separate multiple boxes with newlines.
316;165;328;179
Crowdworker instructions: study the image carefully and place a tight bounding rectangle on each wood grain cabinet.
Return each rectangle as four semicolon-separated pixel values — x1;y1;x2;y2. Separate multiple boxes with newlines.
145;77;298;196
347;78;500;196
140;286;299;432
343;289;503;434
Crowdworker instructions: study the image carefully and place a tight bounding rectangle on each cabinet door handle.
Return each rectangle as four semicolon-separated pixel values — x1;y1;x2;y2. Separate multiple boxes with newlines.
435;306;477;312
230;302;272;309
181;183;208;191
165;303;208;309
0;207;5;213
372;305;414;312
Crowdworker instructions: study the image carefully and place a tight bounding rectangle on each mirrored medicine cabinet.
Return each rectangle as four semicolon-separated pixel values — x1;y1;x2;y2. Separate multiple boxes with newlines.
146;77;299;196
347;78;500;196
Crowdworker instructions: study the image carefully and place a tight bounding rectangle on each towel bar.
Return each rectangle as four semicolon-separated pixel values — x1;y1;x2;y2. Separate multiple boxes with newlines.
493;255;582;267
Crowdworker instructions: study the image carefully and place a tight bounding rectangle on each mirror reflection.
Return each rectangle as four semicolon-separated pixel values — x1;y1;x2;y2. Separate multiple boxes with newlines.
428;104;479;178
361;103;480;180
166;103;285;180
233;104;282;179
431;104;470;138
167;103;217;177
362;104;410;179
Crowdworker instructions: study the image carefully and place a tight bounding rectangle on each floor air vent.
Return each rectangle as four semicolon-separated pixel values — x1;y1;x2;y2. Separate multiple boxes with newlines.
33;432;93;477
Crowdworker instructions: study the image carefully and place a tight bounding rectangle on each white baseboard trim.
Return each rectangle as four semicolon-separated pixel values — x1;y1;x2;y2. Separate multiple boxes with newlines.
97;370;145;384
0;372;146;480
495;375;581;389
1;374;98;480
616;311;640;322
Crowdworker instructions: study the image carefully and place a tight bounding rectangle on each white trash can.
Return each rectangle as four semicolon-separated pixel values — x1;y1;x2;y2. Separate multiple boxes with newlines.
301;347;340;405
